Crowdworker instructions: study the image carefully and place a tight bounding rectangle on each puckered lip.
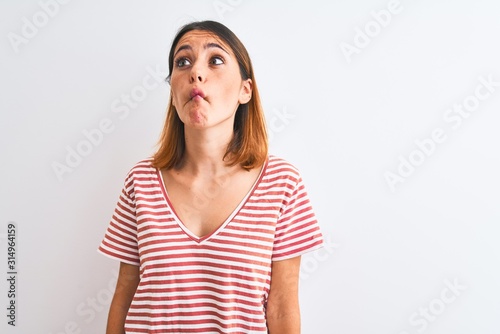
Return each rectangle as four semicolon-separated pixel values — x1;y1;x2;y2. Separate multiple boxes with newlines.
190;88;205;99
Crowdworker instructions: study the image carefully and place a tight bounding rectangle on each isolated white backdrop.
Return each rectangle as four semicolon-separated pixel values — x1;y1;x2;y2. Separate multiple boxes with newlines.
1;0;500;333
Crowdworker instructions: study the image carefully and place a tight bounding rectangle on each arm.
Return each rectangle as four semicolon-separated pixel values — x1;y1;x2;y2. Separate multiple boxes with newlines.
106;262;140;334
266;256;302;334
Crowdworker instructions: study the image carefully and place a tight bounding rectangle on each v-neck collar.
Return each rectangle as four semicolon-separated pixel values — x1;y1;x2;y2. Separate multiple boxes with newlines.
156;158;268;244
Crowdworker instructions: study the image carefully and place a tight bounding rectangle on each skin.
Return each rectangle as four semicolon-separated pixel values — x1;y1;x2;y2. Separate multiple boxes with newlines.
105;30;301;334
106;262;139;334
267;256;302;333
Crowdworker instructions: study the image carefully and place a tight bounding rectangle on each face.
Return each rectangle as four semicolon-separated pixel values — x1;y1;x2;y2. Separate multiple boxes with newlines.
169;30;252;130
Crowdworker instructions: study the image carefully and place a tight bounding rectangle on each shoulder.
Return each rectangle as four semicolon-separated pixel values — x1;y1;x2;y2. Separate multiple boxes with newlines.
119;158;159;198
124;158;157;181
267;155;300;174
265;155;302;182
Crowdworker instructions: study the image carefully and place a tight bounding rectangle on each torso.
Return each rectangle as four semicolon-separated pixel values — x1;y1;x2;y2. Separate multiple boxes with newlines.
99;156;324;332
161;165;263;238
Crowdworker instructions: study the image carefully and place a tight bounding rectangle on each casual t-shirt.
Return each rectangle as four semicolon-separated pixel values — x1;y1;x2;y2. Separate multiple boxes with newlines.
98;155;323;333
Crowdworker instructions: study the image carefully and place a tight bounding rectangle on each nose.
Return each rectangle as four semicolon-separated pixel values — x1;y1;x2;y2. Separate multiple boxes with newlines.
190;64;204;83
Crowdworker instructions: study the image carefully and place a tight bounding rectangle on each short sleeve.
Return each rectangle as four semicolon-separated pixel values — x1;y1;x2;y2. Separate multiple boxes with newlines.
98;176;140;266
272;175;324;261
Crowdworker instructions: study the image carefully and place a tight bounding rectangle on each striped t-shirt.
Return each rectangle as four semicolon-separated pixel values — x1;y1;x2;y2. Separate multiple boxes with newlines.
98;155;323;333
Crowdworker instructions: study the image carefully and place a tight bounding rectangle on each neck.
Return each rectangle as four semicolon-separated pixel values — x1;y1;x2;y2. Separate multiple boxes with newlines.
181;127;235;176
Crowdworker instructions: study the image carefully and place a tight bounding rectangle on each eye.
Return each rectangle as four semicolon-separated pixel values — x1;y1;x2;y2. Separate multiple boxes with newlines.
210;56;224;65
175;57;191;68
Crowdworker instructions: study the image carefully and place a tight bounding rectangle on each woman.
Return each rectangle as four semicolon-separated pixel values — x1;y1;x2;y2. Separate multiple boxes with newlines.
99;20;323;334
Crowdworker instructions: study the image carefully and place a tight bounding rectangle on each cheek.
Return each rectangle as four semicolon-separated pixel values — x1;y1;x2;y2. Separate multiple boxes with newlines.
217;78;242;100
170;94;177;108
170;85;182;107
169;76;181;105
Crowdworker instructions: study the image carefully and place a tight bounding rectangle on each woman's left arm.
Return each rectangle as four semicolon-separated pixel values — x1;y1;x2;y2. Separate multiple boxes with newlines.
266;256;302;334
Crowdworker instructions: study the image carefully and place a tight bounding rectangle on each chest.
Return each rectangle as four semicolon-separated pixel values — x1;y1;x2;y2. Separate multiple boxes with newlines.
160;168;261;239
135;191;280;269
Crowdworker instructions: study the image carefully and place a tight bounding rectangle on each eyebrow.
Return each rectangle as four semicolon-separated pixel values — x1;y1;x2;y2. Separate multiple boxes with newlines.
174;42;230;57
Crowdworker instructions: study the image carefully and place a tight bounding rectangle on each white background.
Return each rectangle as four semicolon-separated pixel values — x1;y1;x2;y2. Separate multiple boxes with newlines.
1;0;499;333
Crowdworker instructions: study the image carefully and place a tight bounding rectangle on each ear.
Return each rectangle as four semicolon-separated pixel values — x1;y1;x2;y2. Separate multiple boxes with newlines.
238;78;253;104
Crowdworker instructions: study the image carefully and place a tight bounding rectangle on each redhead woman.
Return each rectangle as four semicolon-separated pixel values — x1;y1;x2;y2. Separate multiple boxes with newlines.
99;20;323;334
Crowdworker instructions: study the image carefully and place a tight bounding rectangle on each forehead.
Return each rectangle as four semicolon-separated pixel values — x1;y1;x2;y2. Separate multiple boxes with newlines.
175;30;232;54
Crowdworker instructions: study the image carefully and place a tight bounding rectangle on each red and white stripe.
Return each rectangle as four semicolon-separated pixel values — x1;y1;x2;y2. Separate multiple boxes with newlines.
99;156;323;333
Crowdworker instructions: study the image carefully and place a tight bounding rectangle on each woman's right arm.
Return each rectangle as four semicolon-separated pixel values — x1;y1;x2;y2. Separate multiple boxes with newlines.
106;262;140;334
